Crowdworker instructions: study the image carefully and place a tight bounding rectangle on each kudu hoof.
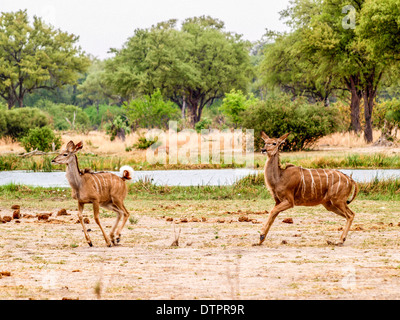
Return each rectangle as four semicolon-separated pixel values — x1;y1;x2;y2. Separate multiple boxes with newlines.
327;240;344;247
88;242;93;247
259;234;266;245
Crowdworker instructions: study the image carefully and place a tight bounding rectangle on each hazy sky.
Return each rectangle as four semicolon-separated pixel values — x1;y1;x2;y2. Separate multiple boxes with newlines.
1;0;291;59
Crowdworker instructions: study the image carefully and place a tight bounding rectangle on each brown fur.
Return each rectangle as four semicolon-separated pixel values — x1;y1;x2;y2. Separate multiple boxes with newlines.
52;141;131;247
259;132;358;246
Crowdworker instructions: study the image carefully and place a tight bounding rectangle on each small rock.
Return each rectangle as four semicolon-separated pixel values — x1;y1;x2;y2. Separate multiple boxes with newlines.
13;210;21;220
282;218;293;224
57;209;68;216
11;205;20;210
2;216;12;223
37;214;50;221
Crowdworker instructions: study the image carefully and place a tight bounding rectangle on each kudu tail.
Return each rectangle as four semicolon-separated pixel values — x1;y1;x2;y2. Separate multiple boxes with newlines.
120;165;134;180
346;179;358;204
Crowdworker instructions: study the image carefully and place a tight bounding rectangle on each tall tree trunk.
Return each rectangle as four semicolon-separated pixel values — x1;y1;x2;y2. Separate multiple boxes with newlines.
7;98;15;110
346;75;362;133
16;97;24;108
363;87;376;143
181;97;186;119
362;70;382;143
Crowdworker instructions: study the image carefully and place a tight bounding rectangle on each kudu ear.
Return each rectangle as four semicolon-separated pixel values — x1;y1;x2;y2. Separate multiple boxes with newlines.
66;141;75;152
261;131;269;141
278;133;290;144
74;141;83;153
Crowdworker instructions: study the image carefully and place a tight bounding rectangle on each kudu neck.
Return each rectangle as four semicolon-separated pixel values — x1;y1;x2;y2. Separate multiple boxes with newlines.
66;155;82;190
265;152;282;184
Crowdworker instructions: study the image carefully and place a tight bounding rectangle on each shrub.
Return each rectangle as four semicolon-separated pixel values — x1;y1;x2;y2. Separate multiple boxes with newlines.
0;109;7;138
35;100;91;132
20;126;62;152
241;95;341;151
194;117;212;133
124;89;180;130
4;107;50;141
133;136;159;150
84;104;125;129
104;115;131;141
220;89;258;128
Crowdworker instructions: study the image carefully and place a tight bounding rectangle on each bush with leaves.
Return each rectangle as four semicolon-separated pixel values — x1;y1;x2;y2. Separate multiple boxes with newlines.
0;110;6;138
84;104;125;129
124;89;180;130
3;107;49;141
133;136;159;150
194;117;212;133
105;115;131;141
220;89;258;128
241;95;341;151
34;100;90;132
373;98;400;143
21;126;62;152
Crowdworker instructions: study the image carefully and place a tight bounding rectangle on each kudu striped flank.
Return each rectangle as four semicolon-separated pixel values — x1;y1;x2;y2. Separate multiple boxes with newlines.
52;141;133;247
259;132;358;246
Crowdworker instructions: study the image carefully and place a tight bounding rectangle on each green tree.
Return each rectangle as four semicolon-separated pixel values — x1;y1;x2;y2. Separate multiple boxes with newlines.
78;58;122;108
105;16;252;126
260;30;337;107
0;10;89;109
263;0;393;142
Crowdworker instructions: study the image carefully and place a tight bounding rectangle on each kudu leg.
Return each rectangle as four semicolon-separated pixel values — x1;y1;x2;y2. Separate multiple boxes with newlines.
78;202;93;247
109;208;122;245
93;201;112;247
115;203;130;243
323;201;355;246
259;200;294;245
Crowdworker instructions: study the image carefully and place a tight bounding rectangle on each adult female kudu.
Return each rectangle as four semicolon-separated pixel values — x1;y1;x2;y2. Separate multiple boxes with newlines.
52;141;134;247
259;132;358;246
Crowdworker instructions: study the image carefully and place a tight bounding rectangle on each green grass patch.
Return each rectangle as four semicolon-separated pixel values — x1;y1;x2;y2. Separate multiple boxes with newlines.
2;152;400;172
1;174;399;202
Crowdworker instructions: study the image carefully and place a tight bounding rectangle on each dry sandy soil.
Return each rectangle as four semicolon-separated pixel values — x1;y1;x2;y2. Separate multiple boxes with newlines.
1;198;400;300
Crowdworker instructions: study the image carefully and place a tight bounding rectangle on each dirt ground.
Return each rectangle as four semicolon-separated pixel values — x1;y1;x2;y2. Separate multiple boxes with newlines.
1;199;400;300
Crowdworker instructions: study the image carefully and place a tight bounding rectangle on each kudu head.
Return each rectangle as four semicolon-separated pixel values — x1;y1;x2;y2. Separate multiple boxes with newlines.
260;132;290;157
52;141;83;165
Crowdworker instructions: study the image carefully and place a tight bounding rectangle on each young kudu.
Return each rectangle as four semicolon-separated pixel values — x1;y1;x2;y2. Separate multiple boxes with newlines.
52;141;133;247
259;132;358;246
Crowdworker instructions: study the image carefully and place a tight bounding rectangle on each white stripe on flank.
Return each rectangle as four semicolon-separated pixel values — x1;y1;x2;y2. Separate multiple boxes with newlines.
99;174;107;190
316;170;322;197
299;168;306;197
307;169;316;196
93;174;103;193
336;171;341;194
91;175;100;193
